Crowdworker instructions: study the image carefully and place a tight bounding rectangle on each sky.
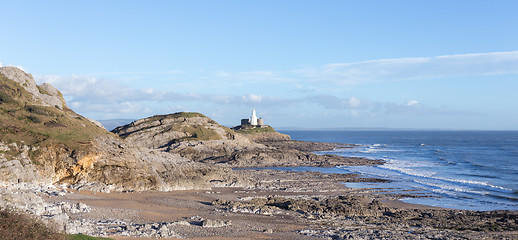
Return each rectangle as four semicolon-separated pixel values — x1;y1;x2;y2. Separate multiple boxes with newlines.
1;1;518;130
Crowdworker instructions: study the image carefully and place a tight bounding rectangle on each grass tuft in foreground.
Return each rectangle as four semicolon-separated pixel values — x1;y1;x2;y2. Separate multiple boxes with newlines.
0;209;68;240
69;234;114;240
0;209;114;240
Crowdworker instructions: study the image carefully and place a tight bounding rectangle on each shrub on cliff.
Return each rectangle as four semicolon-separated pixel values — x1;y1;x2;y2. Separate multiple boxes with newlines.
0;209;115;240
0;209;67;240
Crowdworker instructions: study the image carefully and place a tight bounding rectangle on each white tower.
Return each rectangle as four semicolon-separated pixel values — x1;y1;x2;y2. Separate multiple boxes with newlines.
250;108;258;126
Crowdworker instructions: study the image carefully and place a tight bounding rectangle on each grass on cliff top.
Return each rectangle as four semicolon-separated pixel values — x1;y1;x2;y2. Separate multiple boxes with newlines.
0;74;109;153
234;125;276;134
147;112;206;121
177;124;222;142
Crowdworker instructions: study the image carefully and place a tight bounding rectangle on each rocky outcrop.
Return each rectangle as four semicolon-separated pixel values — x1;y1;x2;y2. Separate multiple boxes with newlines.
0;66;376;192
112;113;274;164
0;136;242;192
0;66;67;109
0;182;184;238
112;112;257;150
213;195;518;239
241;131;291;143
202;219;232;228
213;195;386;218
0;142;45;183
112;113;382;168
261;140;354;152
0;67;242;192
199;147;382;167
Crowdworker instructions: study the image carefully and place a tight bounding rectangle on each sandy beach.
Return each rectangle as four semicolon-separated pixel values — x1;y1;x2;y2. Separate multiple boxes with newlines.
43;167;516;240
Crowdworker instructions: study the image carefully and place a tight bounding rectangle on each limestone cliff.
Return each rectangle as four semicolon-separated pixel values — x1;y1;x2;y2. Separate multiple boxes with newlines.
0;67;240;191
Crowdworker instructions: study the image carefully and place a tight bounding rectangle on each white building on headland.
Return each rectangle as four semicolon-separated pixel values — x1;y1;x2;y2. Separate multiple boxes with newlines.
240;108;264;127
250;108;258;126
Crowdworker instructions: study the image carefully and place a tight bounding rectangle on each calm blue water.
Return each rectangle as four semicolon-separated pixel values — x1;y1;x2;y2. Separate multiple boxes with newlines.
279;130;518;211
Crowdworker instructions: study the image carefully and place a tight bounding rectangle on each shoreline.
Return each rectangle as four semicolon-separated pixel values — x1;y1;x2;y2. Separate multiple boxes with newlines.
2;140;517;239
86;140;517;239
64;166;516;239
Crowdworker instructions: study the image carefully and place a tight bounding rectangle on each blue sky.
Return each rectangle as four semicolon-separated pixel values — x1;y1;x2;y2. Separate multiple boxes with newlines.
1;1;518;130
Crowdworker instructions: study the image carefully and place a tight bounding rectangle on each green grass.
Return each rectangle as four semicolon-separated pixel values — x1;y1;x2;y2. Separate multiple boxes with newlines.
234;125;276;134
68;234;114;240
0;74;109;155
147;112;206;122
0;91;16;104
179;125;221;141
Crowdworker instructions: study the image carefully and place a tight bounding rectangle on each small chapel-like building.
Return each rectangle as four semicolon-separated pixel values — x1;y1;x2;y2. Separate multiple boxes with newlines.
239;108;264;127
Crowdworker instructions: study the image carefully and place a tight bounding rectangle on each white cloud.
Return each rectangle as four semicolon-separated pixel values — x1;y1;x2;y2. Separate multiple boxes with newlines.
349;97;361;108
37;75;151;102
143;88;154;94
74;101;153;120
31;51;509;122
297;51;518;86
406;100;420;107
242;94;263;103
34;75;296;118
308;94;474;117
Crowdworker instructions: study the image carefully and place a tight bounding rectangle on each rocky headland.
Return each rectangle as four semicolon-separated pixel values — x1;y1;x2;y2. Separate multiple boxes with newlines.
0;66;240;192
112;114;382;168
1;66;516;239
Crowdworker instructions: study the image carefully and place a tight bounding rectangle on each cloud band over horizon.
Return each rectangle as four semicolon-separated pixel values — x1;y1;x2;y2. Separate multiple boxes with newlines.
296;51;518;86
28;50;518;128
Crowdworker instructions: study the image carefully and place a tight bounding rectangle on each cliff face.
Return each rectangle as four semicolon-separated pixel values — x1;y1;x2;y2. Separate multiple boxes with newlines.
0;67;240;191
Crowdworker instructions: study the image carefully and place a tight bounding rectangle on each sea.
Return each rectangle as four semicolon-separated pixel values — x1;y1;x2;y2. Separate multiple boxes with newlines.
277;130;518;211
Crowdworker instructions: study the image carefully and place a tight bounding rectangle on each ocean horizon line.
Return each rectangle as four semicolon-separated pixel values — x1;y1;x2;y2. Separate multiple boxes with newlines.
276;127;518;132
